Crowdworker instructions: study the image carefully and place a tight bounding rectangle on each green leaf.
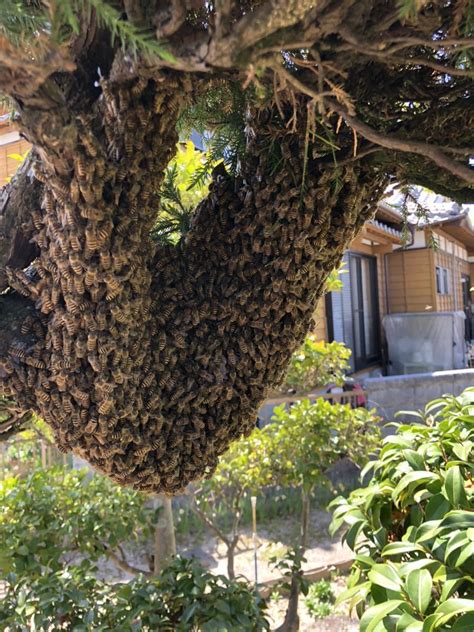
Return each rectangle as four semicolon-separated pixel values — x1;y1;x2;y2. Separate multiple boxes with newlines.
452;443;472;462
433;599;474;627
443;467;468;508
452;612;474;631
440;511;474;531
396;612;424;631
402;450;425;472
392;472;439;505
405;569;432;615
360;600;406;632
383;542;425;557
368;563;404;592
454;541;474;568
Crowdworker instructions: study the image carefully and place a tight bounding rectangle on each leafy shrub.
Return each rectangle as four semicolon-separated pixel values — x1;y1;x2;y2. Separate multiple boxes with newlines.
306;600;333;619
304;579;335;620
268;398;379;493
0;467;155;579
283;337;351;393
0;557;269;631
330;389;474;632
307;579;335;604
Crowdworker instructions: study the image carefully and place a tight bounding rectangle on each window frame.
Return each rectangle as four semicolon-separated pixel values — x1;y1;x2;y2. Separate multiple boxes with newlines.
435;265;450;295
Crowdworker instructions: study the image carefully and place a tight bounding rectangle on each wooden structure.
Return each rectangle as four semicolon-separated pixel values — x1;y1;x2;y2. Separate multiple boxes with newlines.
0;112;30;184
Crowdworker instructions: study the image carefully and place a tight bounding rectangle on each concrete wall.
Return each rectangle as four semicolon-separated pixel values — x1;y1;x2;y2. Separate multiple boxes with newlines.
363;368;474;420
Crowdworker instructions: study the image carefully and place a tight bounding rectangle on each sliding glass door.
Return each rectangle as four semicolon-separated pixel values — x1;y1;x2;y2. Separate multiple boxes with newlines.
349;254;380;370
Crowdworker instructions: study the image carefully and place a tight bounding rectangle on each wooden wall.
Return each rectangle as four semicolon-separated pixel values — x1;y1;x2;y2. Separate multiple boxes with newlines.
386;248;435;313
433;233;469;312
386;228;471;315
0;126;31;185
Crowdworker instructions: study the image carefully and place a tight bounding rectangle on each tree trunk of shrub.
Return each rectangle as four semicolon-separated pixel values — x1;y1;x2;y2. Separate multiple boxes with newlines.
277;489;311;631
154;494;176;575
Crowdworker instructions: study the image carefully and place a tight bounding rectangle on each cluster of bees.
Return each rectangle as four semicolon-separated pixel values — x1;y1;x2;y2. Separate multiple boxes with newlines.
0;76;383;494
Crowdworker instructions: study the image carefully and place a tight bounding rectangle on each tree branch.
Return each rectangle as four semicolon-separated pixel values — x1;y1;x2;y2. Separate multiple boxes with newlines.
103;543;153;577
207;0;317;66
329;101;474;184
190;494;230;546
0;154;42;291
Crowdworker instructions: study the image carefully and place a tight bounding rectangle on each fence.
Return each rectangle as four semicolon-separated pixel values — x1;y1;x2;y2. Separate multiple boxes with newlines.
258;388;367;425
0;436;67;479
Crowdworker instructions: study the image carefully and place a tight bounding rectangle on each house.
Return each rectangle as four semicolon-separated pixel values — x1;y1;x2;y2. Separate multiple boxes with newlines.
314;203;404;373
317;192;474;376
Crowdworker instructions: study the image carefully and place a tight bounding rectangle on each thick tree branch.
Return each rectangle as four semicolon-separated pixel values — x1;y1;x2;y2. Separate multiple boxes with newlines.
329;102;474;184
0;154;41;291
207;0;317;66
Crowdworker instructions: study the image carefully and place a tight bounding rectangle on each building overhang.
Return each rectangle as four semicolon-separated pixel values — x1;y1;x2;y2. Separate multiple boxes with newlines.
431;216;474;255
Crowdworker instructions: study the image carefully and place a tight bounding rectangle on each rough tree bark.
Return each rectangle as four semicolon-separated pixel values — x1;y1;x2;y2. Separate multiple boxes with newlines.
0;0;471;492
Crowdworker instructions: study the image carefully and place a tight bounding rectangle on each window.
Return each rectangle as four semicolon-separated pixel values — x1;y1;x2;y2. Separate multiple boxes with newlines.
436;266;450;294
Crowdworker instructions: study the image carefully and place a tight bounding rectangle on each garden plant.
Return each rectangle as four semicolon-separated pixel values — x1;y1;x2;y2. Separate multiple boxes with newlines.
330;389;474;632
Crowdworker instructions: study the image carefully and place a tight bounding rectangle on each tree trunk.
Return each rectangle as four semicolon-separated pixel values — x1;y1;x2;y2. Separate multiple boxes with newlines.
0;77;385;492
154;494;176;575
227;543;236;580
278;489;311;631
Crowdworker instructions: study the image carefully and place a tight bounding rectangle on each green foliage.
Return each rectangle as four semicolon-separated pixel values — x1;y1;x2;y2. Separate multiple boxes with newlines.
178;82;248;177
0;0;173;60
152;141;212;244
283;336;352;392
306;579;335;604
329;389;474;631
325;262;347;292
269;548;309;596
0;557;269;631
0;467;155;579
304;579;336;620
268;399;379;492
193;398;378;557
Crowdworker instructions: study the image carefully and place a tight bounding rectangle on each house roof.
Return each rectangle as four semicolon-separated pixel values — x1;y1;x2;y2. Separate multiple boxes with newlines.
430;214;474;254
383;186;474;250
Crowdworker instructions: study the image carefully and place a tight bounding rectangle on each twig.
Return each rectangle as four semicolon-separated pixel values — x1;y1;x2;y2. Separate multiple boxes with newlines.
329;101;474;184
103;544;152;577
189;495;230;546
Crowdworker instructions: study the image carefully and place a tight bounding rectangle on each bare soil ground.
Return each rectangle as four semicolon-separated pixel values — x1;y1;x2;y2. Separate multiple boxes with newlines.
78;506;359;631
179;507;358;631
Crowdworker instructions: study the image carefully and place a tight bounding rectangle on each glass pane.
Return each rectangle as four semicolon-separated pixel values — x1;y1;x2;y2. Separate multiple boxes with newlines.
361;258;377;357
350;256;363;359
443;268;449;294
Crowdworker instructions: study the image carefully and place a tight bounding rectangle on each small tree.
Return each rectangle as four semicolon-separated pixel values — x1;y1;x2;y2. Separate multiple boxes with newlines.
0;468;156;580
191;429;273;580
282;337;351;394
268;398;380;631
330;389;474;632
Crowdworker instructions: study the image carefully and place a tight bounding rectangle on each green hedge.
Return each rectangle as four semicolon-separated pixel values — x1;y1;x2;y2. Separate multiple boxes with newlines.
330;389;474;632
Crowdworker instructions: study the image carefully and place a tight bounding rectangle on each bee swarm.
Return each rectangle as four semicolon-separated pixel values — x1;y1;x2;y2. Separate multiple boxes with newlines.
0;77;384;494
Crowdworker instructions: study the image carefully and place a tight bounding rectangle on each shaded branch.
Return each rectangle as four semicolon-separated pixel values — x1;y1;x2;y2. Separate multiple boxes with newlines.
207;0;317;66
329;101;474;184
103;543;153;577
190;493;231;546
0;154;41;291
